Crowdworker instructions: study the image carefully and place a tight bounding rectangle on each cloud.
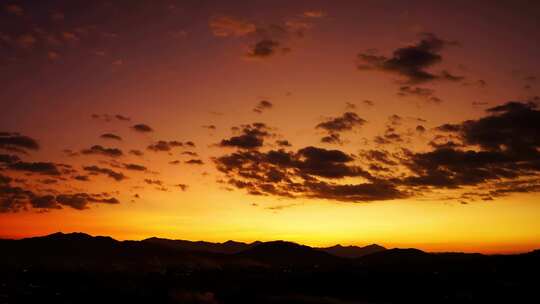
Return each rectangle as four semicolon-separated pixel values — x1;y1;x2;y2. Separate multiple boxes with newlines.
317;112;366;133
401;101;540;197
56;193;119;210
253;100;273;113
115;114;130;121
219;123;273;149
276;140;292;147
131;123;153;133
185;159;204;165
100;133;122;141
0;154;20;164
129;149;144;156
363;100;375;106
123;163;147;171
0;174;119;212
83;165;126;181
92;114;131;122
321;133;343;145
74;175;89;181
397;86;442;103
0;133;40;153
9;161;61;175
212;101;540;203
357;33;461;84
147;140;184;152
214;145;402;202
81;145;123;157
212;12;322;59
176;184;188;191
181;151;198;157
246;39;282;58
209;16;256;37
316;112;366;144
144;179;163;186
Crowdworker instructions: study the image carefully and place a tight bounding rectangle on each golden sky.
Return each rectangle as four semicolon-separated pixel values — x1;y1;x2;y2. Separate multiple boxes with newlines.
1;0;540;253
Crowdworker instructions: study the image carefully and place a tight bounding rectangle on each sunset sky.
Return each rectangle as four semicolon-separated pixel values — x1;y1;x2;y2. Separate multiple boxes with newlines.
1;0;540;253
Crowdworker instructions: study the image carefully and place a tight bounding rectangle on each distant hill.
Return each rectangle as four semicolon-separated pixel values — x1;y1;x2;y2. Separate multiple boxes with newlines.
316;244;386;258
142;237;260;254
238;240;341;266
2;232;540;303
1;232;539;270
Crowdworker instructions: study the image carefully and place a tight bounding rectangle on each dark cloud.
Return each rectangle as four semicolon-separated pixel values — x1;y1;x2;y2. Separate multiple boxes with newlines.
213;145;401;202
92;114;131;122
402;101;540;196
100;133;122;141
9;161;61;175
321;133;343;145
202;125;217;130
74;175;89;181
115;114;131;121
397;86;442;103
185;159;204;165
452;101;540;154
147;140;184;152
63;149;79;157
0;154;20;164
83;165;126;181
181;151;198;157
317;112;366;133
345;102;357;110
246;39;281;58
81;145;123;157
360;150;397;166
212;101;540;203
363;100;375;106
131;123;153;133
30;195;59;209
253;100;273;113
212;13;321;59
56;193;119;210
276;140;292;147
129;149;144;156
357;33;461;84
0;132;39;153
317;112;366;145
144;179;163;186
219;123;273;149
176;184;188;191
123;163;147;171
0;173;119;212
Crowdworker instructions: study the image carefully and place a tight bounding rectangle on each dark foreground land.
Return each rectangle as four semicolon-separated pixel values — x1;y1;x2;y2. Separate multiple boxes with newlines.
1;233;539;303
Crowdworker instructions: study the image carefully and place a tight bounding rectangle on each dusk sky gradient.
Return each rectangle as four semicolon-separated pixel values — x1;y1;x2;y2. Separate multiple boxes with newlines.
1;0;540;253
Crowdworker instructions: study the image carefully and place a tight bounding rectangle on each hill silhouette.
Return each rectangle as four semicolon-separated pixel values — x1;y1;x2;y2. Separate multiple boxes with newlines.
1;232;539;303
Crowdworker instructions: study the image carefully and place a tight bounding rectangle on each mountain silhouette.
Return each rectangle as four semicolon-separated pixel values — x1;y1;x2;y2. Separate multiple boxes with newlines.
317;243;386;258
2;232;540;303
142;237;260;254
238;240;341;267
